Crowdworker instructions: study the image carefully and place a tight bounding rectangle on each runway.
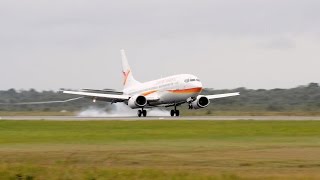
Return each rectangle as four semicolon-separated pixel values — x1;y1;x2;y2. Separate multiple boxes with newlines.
1;116;320;121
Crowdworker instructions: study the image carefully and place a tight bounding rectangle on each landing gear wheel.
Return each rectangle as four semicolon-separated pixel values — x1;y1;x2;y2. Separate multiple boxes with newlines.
170;110;175;117
138;110;142;117
175;110;180;117
142;110;147;117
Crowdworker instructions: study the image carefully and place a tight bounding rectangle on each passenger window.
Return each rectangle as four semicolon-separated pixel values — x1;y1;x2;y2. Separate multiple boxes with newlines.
184;79;189;83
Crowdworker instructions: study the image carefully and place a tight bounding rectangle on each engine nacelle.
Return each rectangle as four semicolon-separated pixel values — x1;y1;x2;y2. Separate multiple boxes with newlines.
128;95;147;108
191;95;210;109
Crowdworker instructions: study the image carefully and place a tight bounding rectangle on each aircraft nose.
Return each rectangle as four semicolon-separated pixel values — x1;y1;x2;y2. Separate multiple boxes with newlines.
192;81;203;90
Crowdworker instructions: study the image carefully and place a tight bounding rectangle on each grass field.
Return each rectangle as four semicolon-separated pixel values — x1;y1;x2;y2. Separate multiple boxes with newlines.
0;120;320;179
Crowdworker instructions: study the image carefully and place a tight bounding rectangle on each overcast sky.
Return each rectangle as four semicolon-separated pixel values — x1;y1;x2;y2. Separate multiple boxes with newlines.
0;0;319;90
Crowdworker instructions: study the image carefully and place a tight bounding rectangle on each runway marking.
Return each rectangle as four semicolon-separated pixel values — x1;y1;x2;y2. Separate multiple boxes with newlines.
0;116;320;121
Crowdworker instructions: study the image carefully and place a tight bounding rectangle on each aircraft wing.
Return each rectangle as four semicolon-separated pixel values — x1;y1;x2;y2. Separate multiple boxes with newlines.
0;97;84;105
153;93;240;108
205;92;240;100
61;90;130;102
81;89;123;95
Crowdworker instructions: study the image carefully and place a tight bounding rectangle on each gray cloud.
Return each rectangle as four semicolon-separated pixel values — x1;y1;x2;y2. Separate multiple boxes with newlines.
257;36;296;49
0;0;319;90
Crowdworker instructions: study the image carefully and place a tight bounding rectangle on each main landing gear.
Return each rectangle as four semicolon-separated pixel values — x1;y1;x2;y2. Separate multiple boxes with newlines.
138;108;147;117
170;104;180;117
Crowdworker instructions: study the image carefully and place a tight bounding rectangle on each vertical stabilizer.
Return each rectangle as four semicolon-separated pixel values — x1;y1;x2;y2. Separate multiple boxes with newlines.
121;49;140;89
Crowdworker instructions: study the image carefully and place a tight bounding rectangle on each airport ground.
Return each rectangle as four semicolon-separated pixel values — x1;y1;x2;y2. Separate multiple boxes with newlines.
1;110;320;116
0;119;320;179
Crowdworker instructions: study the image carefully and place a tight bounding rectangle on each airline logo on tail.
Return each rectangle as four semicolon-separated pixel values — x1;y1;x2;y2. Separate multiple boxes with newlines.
122;70;131;85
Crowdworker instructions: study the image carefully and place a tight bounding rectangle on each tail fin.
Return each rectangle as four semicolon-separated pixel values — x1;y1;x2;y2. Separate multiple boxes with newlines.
121;49;140;89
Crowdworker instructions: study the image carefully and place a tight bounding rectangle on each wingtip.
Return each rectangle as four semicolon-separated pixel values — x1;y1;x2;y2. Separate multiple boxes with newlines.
58;88;66;93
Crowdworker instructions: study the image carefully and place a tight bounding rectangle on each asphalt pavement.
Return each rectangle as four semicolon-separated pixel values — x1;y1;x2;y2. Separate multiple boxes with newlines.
1;116;320;121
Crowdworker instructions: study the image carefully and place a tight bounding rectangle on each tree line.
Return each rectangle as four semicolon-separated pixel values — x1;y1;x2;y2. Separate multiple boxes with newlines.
0;83;319;112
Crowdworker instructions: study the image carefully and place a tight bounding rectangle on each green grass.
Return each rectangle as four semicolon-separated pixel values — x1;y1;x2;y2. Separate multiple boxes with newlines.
0;120;320;179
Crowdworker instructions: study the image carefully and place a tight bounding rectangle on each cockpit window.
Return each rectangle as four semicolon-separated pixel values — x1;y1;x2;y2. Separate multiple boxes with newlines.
185;78;200;83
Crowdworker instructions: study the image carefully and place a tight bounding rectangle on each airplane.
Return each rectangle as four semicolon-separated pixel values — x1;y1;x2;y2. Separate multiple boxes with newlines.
61;50;240;117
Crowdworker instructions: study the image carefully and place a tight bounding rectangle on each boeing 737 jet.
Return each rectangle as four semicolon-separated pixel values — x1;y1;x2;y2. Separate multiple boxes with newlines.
61;50;240;117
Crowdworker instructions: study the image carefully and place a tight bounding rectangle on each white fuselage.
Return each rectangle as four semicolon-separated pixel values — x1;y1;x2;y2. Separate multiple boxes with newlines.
123;74;203;105
61;49;240;117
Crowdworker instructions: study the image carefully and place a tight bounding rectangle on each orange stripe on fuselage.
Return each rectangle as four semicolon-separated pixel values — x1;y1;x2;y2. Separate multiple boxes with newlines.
142;90;157;96
168;87;202;94
140;87;202;96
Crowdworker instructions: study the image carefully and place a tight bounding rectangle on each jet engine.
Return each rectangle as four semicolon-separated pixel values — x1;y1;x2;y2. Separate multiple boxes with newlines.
191;95;210;109
128;95;147;108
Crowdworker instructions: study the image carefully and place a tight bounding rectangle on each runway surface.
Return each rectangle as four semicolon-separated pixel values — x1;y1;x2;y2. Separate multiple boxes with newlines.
1;116;320;121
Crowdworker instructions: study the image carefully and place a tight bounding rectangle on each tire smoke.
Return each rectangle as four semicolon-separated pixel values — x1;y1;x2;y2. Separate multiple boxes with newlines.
77;103;169;117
